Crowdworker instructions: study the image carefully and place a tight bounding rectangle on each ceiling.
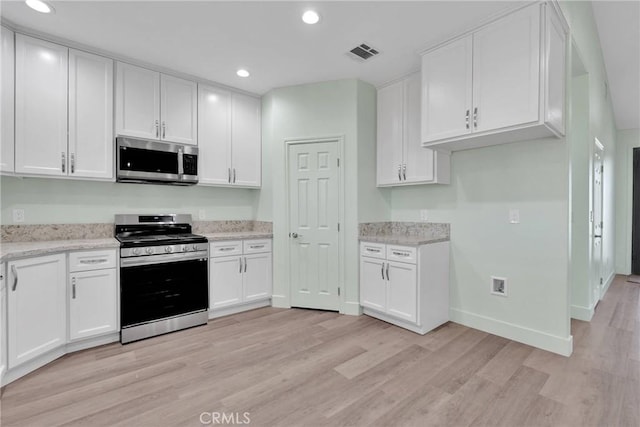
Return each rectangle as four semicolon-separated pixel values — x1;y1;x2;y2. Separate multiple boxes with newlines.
0;0;517;95
592;1;640;130
2;1;636;130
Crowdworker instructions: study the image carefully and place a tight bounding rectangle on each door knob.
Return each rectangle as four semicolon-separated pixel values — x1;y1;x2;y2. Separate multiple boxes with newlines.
289;232;301;238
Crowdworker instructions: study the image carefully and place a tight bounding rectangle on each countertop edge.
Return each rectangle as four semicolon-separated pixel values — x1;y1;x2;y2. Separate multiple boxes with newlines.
0;238;121;262
359;236;450;246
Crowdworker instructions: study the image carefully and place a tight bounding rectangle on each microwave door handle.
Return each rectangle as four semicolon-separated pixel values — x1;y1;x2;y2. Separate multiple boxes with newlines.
178;149;184;176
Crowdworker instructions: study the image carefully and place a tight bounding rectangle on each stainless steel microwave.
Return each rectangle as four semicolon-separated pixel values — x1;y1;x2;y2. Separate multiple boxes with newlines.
116;137;198;185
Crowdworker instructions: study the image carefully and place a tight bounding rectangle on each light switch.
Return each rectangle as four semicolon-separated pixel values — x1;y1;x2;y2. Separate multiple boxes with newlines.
509;209;520;224
13;209;25;223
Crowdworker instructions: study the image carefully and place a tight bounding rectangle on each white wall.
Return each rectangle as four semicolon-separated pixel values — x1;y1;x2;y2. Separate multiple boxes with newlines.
0;176;259;224
615;129;640;274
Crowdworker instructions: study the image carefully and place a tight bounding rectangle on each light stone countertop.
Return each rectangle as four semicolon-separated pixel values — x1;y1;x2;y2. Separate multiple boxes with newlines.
359;235;449;246
202;232;273;242
0;238;121;262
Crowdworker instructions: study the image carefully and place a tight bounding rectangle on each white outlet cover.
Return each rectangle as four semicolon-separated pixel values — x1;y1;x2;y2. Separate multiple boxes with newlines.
13;208;25;223
509;209;520;224
420;209;429;222
198;209;206;220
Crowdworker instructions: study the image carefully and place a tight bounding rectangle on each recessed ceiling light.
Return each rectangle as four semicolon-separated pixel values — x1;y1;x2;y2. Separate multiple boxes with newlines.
25;0;55;14
236;69;250;78
302;10;320;25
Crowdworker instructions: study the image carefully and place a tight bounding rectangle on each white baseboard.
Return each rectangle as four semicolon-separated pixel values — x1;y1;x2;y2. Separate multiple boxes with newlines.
208;299;271;319
270;294;291;309
450;308;573;357
601;271;615;299
570;304;594;321
340;301;362;316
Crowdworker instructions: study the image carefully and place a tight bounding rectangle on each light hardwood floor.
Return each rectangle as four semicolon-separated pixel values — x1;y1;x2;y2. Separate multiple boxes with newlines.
1;275;638;426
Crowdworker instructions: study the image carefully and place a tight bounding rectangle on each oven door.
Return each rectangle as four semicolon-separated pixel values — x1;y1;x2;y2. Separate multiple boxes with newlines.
120;253;208;328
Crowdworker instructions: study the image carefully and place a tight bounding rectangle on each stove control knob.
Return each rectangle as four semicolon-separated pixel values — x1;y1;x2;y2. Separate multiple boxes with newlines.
192;245;198;251
181;245;187;252
146;247;154;255
165;246;173;253
132;248;141;256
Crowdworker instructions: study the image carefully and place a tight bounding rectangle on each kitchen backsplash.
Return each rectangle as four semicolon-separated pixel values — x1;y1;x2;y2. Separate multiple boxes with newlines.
1;221;272;242
359;222;450;240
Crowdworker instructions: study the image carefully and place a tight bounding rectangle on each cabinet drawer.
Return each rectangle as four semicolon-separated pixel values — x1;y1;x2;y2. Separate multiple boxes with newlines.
210;241;242;258
360;242;386;259
69;249;117;272
243;239;271;254
386;245;417;264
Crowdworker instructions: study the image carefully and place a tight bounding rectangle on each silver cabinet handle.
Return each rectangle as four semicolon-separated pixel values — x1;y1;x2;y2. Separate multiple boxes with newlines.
219;247;235;252
61;152;66;173
250;245;264;249
402;164;406;181
381;262;384;280
79;258;108;264
392;251;410;257
11;265;18;291
385;263;389;281
398;164;402;181
155;120;159;138
244;257;247;273
233;168;236;183
465;109;470;129
228;168;231;183
72;277;77;299
366;248;380;253
239;257;242;273
473;107;478;128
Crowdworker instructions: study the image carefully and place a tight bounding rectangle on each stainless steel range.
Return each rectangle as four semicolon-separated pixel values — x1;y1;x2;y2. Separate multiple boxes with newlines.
115;214;209;344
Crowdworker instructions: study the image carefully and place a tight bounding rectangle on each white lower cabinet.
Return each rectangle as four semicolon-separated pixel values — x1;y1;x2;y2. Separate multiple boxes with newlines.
7;254;66;369
68;250;118;341
209;239;272;317
359;241;449;334
1;263;6;379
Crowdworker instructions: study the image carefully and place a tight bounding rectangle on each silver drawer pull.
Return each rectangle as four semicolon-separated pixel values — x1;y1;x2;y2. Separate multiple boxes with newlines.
366;248;381;253
250;245;265;249
392;251;410;257
219;247;236;252
79;259;108;264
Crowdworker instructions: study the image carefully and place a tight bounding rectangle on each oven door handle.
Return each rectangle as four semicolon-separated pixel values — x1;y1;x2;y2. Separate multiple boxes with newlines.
120;251;208;267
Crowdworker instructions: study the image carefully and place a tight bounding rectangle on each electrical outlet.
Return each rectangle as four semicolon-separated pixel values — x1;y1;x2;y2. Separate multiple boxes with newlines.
198;209;206;220
509;209;520;224
420;209;429;222
12;209;25;223
491;276;507;297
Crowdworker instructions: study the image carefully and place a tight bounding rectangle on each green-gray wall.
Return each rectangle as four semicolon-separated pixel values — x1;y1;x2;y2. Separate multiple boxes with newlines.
615;129;640;275
0;176;259;223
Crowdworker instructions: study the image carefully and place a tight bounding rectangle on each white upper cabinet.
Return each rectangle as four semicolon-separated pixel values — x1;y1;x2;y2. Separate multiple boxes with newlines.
1;26;15;174
15;35;68;176
198;85;232;185
198;88;261;188
116;62;197;145
231;93;261;187
421;2;567;151
116;62;161;140
377;72;449;187
160;74;197;145
69;49;114;179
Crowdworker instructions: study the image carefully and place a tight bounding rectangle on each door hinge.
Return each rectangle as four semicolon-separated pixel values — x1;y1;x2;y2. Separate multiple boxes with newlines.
599;277;603;285
337;158;340;167
589;211;593;222
601;165;604;173
337;223;340;232
338;287;341;296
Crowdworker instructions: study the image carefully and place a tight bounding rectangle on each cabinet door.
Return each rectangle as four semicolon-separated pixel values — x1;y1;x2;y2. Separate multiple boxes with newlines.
7;254;66;369
544;3;566;135
231;93;261;187
1;26;14;173
15;35;68;176
386;261;417;323
360;257;386;312
421;36;473;143
210;256;243;309
69;269;118;341
198;85;232;185
403;72;435;183
1;263;5;376
377;80;404;186
160;74;197;145
69;49;114;180
242;252;272;302
472;4;540;132
115;62;160;139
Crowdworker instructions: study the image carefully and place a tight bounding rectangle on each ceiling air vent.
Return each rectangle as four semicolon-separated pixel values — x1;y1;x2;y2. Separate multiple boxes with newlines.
347;43;380;62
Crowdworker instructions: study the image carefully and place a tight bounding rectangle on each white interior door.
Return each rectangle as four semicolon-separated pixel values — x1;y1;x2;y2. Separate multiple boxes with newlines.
288;140;341;311
591;139;604;300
